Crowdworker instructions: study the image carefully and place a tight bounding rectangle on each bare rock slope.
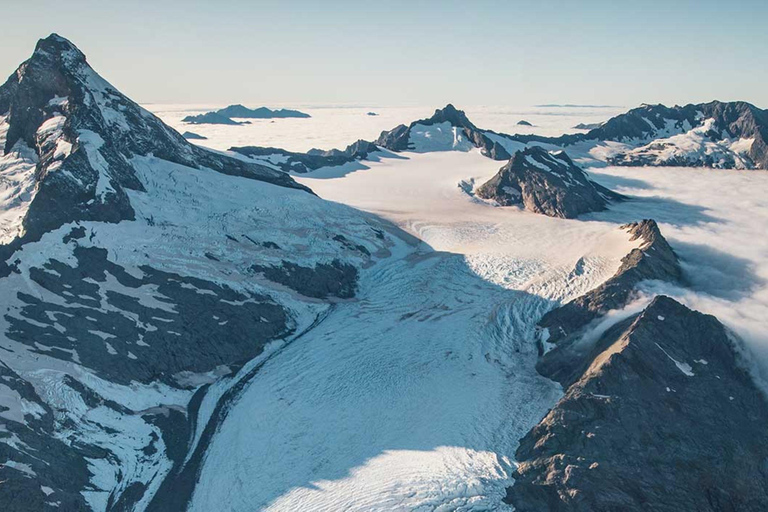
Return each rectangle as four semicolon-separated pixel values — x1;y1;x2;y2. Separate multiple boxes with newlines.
475;146;622;218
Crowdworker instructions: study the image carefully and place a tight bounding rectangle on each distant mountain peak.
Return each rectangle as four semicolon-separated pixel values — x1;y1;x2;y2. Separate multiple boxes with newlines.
376;103;508;158
426;103;477;130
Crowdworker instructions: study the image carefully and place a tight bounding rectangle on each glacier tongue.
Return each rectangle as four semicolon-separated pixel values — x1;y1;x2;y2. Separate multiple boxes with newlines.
188;247;562;512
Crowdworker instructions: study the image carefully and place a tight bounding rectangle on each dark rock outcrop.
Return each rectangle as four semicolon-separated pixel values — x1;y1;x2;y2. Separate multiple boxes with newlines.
231;139;379;173
251;259;358;299
375;104;511;160
517;120;533;126
508;296;768;512
7;246;291;385
475;146;621;218
538;219;682;344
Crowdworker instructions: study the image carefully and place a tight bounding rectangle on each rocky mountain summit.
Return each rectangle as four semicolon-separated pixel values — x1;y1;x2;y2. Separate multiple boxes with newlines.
508;296;768;512
376;104;511;160
449;101;768;170
538;219;682;346
474;146;622;218
598;102;768;169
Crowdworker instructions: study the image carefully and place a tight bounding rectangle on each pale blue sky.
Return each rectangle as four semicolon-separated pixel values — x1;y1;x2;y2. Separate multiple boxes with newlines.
2;0;767;108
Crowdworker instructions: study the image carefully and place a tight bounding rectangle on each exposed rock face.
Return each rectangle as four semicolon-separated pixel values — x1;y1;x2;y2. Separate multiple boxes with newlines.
508;296;768;512
375;104;511;160
0;34;305;250
214;104;310;119
517;120;533;126
538;219;682;344
474;146;621;218
250;259;358;299
7;246;291;385
230;139;379;173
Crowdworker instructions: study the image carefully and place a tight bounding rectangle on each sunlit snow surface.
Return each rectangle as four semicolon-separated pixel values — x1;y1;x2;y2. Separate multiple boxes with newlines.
146;105;768;512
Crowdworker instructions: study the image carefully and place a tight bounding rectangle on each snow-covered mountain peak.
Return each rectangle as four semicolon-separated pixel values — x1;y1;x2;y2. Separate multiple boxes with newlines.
376;103;511;159
0;34;305;251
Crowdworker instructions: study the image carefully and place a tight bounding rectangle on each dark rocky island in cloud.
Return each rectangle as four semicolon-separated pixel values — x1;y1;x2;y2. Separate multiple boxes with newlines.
182;111;249;125
182;105;310;125
214;104;310;119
